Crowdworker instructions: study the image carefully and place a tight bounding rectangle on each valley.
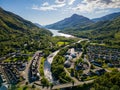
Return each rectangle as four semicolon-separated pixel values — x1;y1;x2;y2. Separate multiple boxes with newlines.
0;4;120;90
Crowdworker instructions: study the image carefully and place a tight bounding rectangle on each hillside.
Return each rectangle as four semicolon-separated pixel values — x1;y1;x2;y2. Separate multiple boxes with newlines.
92;12;120;22
45;14;94;30
0;7;52;57
61;16;120;47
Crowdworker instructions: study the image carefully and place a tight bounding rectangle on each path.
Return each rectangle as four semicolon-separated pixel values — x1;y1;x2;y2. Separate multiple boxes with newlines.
64;68;79;83
83;57;91;74
52;80;93;90
34;79;94;90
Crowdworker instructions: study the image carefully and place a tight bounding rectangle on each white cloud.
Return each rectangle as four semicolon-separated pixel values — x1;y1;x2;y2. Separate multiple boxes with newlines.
68;0;76;5
55;0;66;4
55;0;76;5
71;0;120;12
32;3;65;11
32;5;56;11
32;0;120;13
42;2;49;6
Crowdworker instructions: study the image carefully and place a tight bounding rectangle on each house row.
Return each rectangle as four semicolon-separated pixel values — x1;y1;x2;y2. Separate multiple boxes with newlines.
0;65;8;84
29;54;40;82
1;64;21;85
0;60;27;71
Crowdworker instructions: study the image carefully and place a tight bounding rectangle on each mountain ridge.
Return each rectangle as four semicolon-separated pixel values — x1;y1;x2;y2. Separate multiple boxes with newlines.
61;16;120;47
92;12;120;22
0;7;52;56
45;14;94;30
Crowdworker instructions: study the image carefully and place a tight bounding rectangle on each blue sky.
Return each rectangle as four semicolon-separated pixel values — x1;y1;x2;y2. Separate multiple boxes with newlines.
0;0;120;25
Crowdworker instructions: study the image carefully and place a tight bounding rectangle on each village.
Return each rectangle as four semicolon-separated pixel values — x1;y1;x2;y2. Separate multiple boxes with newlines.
62;47;107;81
87;45;120;67
0;42;120;90
0;51;42;89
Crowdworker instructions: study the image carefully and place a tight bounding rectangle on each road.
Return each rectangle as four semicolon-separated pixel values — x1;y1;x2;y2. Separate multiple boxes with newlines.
93;65;112;73
83;57;91;74
34;79;94;90
64;68;79;83
52;80;93;90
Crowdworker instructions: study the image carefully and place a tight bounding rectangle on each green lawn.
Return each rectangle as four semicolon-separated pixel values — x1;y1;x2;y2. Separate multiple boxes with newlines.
39;57;45;77
28;56;32;61
57;41;69;46
107;67;117;71
85;76;98;81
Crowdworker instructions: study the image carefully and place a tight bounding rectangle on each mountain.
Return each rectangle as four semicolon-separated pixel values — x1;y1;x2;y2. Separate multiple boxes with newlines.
92;12;120;22
45;14;94;30
61;16;120;47
0;7;51;36
0;7;52;56
34;23;43;28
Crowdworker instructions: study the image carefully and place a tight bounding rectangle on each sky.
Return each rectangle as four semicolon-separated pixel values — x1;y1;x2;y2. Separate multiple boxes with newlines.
0;0;120;25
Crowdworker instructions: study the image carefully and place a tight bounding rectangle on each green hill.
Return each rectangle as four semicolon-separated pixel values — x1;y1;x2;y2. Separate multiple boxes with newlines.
61;16;120;48
45;14;94;30
0;7;52;57
92;12;120;22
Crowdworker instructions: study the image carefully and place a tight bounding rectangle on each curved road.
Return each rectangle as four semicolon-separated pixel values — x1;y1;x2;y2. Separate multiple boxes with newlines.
83;57;91;74
34;79;94;90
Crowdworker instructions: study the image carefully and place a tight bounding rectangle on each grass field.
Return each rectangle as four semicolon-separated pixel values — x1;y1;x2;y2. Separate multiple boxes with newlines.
57;41;69;46
39;57;45;77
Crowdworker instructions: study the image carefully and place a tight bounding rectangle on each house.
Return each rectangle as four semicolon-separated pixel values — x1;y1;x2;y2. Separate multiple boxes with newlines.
64;60;71;68
95;69;106;75
0;84;8;90
65;55;73;61
18;63;26;71
92;62;102;67
108;63;113;67
76;63;83;70
71;53;77;58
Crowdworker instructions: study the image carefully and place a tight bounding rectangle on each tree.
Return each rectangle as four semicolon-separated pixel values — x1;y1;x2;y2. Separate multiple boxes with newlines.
50;83;54;90
110;85;120;90
0;82;2;87
32;84;36;88
72;80;74;86
41;77;49;86
25;82;28;85
92;71;120;90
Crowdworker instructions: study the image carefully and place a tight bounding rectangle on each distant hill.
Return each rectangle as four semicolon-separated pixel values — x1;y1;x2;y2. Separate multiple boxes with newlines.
92;12;120;22
34;23;43;28
0;7;52;56
61;16;120;47
45;14;94;30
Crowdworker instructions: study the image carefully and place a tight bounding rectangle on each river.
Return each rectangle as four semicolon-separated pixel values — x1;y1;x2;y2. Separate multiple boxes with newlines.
48;29;74;38
44;50;59;83
44;29;74;83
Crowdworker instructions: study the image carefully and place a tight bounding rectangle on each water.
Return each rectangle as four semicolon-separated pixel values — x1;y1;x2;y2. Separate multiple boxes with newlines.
44;50;59;83
48;29;74;38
